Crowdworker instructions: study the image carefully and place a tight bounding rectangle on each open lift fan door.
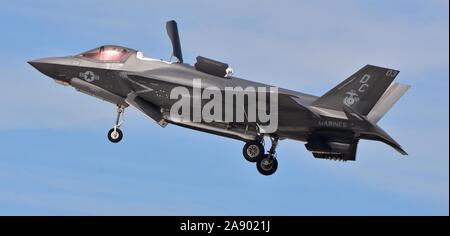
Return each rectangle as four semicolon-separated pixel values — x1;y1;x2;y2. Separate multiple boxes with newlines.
195;56;229;78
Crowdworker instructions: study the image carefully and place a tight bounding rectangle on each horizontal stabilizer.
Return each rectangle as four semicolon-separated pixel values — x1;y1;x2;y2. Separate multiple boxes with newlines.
371;124;408;155
343;105;407;155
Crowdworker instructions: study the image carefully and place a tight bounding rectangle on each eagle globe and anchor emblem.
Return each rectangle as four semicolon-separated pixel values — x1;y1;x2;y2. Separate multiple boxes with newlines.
79;71;100;82
343;89;360;106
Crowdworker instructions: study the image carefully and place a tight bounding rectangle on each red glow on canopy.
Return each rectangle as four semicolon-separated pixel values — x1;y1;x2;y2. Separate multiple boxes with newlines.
81;46;130;61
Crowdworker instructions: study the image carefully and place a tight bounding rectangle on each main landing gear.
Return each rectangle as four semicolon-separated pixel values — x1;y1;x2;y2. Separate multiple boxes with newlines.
108;105;125;143
242;136;279;176
242;141;264;162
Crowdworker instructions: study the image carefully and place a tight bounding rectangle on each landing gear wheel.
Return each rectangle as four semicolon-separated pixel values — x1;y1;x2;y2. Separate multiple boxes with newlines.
243;141;264;162
108;128;123;143
108;105;125;143
256;155;278;176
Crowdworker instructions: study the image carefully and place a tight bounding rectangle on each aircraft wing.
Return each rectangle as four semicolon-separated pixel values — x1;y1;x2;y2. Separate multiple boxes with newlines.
126;72;262;141
287;95;322;118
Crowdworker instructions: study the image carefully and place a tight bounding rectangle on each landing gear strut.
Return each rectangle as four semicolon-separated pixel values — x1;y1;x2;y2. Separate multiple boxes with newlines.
256;136;279;176
108;105;125;143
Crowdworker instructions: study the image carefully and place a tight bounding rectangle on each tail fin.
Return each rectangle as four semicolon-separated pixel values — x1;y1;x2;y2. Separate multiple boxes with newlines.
312;65;399;116
367;83;410;123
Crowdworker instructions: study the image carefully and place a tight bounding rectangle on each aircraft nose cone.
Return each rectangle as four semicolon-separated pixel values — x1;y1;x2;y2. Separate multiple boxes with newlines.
28;58;57;78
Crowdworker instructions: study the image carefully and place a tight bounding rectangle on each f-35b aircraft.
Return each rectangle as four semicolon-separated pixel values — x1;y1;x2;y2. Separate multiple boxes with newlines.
29;20;409;175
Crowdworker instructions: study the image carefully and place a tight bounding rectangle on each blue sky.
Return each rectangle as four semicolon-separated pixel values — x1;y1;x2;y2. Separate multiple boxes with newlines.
0;0;448;215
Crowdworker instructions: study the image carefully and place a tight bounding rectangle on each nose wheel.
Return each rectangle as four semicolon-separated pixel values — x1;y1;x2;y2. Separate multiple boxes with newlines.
108;128;123;143
108;105;125;143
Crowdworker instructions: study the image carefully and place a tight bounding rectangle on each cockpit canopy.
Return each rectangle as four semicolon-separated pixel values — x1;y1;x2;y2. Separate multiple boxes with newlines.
78;45;136;62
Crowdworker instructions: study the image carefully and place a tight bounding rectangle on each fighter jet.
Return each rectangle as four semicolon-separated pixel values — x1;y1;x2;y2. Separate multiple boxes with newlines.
28;20;410;175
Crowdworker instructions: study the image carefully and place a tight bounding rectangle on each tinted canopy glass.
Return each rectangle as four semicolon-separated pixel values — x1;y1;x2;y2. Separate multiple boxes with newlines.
79;46;134;62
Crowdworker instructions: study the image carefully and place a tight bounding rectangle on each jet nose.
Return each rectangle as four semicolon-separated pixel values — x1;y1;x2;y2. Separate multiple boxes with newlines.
28;58;57;78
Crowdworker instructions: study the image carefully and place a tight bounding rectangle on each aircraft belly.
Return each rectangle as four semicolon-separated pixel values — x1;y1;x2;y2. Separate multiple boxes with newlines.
167;120;259;141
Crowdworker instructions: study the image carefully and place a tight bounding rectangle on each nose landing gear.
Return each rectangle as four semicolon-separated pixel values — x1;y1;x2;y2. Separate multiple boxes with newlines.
108;105;125;143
